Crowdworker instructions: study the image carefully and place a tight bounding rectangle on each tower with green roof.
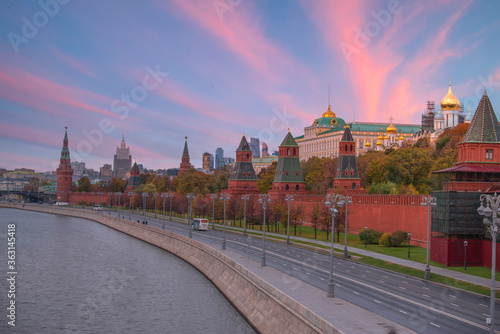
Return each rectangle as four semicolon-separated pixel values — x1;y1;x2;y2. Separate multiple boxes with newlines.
125;162;141;192
179;136;191;173
269;130;307;194
226;135;259;194
56;126;74;204
334;125;361;191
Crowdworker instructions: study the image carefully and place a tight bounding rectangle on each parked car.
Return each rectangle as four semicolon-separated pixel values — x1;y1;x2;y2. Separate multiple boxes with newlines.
93;205;103;211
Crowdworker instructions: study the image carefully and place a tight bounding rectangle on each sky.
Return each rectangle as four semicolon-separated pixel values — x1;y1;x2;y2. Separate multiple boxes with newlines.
1;0;499;173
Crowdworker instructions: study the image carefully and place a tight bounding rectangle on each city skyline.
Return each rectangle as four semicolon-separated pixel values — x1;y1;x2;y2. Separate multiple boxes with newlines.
1;0;499;171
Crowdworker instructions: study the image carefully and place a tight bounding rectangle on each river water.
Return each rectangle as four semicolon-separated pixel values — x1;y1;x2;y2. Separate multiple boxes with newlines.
0;208;256;333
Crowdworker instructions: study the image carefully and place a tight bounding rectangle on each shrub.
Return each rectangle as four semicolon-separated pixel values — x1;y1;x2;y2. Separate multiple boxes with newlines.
391;230;409;247
379;233;392;246
359;228;383;244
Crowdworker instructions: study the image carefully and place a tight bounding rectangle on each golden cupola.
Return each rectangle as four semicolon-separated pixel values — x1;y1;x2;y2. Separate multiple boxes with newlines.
322;105;336;118
386;120;397;134
383;133;389;140
365;141;371;148
441;84;460;111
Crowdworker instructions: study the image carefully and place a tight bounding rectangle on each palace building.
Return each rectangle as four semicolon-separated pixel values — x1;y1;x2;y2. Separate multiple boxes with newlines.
295;104;420;160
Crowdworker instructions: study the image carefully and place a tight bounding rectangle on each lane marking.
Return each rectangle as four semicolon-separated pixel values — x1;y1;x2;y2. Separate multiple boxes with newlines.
353;291;359;295
399;310;407;314
423;294;430;298
431;323;440;328
379;280;385;283
423;287;430;290
402;281;408;284
399;286;406;290
480;304;488;308
374;300;381;304
451;303;459;307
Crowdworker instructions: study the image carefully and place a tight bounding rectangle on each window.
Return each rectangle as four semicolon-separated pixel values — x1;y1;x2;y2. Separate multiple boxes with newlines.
350;169;354;176
295;185;299;191
352;183;356;190
350;144;353;152
242;172;246;176
285;184;289;190
486;149;493;160
285;171;289;176
345;170;348;176
287;148;290;155
293;148;296;156
295;171;299;176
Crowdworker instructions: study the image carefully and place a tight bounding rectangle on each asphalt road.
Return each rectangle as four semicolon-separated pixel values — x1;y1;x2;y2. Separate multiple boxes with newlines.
108;210;500;334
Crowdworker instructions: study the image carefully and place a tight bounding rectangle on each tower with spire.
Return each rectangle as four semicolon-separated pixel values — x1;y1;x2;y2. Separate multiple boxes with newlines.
56;127;74;204
269;130;307;195
179;136;191;173
125;161;141;193
225;134;259;195
113;134;132;179
333;125;361;191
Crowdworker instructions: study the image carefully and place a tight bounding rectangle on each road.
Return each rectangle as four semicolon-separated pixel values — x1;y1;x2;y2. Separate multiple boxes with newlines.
107;209;499;334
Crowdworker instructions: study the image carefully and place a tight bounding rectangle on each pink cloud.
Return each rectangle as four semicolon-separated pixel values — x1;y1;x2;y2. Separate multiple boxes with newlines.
52;49;97;78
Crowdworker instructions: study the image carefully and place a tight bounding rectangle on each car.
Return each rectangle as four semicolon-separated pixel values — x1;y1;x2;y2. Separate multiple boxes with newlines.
93;205;103;211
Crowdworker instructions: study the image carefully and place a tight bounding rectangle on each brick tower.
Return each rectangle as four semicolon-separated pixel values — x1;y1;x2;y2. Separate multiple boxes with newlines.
333;125;361;191
269;130;307;195
225;135;259;195
125;162;141;193
179;136;191;173
56;126;74;204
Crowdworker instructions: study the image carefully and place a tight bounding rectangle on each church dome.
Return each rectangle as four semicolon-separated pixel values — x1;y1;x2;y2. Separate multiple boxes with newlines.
365;141;371;148
383;134;389;140
322;105;336;118
376;140;382;146
465;106;473;122
386;120;397;134
377;133;383;140
441;84;460;110
434;109;444;120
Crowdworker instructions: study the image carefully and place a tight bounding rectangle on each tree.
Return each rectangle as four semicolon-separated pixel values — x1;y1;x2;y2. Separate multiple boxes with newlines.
173;169;210;195
207;169;229;193
257;162;277;193
311;204;321;239
110;177;124;192
77;176;92;192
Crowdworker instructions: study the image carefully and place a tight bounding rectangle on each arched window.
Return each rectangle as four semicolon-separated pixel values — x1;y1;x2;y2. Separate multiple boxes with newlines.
350;144;353;151
243;172;246;176
350;169;354;175
345;170;348;176
285;184;289;190
293;148;296;156
287;148;290;155
246;153;249;159
345;144;347;151
295;171;299;176
285;171;289;176
295;185;299;191
352;183;356;190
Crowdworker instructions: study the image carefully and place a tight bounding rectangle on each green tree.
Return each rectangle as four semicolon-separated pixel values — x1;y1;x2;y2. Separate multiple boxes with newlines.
172;169;210;195
110;177;124;192
257;162;277;193
77;176;92;192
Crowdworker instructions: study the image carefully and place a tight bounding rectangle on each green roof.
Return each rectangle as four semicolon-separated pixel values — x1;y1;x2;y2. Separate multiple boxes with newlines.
252;156;278;164
273;157;304;183
463;91;500;143
313;116;347;127
237;135;251;151
280;131;299;147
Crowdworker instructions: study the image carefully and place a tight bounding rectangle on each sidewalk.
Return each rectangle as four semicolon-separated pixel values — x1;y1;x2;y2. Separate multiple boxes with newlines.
220;224;494;289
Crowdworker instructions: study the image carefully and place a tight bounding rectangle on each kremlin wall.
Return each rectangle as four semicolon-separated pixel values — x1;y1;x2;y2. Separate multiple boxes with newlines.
56;85;500;270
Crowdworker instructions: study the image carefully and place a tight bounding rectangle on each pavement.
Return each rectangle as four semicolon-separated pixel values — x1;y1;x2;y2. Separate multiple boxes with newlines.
217;223;495;289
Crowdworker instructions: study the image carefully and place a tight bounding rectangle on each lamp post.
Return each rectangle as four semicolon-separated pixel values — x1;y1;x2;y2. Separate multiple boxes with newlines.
338;195;352;258
82;191;86;208
258;194;271;267
220;193;230;249
108;192;113;211
114;192;117;211
167;192;174;221
91;192;94;208
408;232;411;258
187;193;195;239
97;192;102;208
211;194;218;230
477;193;500;333
464;240;468;271
364;226;368;249
242;194;249;236
153;193;158;217
68;191;71;206
161;192;167;229
285;195;294;244
128;192;134;220
421;196;437;280
324;194;342;298
115;192;121;213
75;191;78;206
142;192;149;216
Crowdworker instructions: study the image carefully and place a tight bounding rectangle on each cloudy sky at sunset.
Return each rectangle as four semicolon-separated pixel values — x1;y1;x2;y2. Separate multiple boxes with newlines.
1;0;499;172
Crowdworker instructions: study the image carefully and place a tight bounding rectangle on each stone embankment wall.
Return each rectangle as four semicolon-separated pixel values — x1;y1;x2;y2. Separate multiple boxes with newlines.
0;203;339;334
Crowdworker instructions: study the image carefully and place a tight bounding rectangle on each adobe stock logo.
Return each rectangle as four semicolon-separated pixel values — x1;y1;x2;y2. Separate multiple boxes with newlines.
7;0;70;54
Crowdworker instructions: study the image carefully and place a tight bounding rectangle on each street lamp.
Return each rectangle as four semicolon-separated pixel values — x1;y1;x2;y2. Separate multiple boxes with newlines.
220;193;230;249
324;194;342;298
338;195;352;258
75;191;78;206
142;192;149;216
128;192;134;220
211;194;218;230
258;194;271;267
81;191;86;208
153;193;158;217
408;232;411;258
115;192;121;213
187;193;195;239
91;192;94;208
242;194;249;236
161;192;167;229
167;192;174;221
478;193;500;333
464;240;468;271
285;195;294;244
364;226;368;249
117;192;122;213
421;196;437;280
68;191;71;206
108;192;113;211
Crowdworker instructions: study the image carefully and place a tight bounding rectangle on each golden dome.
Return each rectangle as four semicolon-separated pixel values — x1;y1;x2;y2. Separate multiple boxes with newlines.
365;141;371;147
322;105;336;118
377;133;383;140
386;120;397;134
398;134;405;141
383;134;389;140
441;84;460;110
376;140;382;146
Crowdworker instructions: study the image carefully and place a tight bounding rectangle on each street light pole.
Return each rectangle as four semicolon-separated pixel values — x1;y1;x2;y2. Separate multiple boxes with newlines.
364;226;367;249
128;192;134;220
285;195;294;244
142;193;149;216
161;193;167;229
220;193;230;249
168;192;174;221
338;195;352;258
91;192;94;208
108;192;112;211
464;240;468;271
258;194;271;267
211;194;218;230
82;191;86;208
118;192;122;213
242;194;249;236
154;193;158;218
478;193;500;333
324;194;342;298
408;232;411;258
187;193;195;239
421;195;437;280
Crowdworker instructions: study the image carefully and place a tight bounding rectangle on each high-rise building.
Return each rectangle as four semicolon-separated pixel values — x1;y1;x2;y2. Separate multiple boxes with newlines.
113;135;132;179
71;161;86;176
209;154;214;170
179;137;191;173
202;152;211;170
223;157;235;165
100;164;113;176
249;137;260;158
215;147;224;169
56;127;73;204
261;142;269;157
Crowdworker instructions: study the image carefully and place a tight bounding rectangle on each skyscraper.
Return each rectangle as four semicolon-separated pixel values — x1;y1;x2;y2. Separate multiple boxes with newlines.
113;135;132;179
202;152;211;170
215;147;224;169
249;137;260;158
261;142;269;157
